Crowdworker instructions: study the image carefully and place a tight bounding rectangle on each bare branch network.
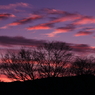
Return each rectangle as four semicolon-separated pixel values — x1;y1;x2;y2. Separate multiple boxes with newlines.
0;41;95;81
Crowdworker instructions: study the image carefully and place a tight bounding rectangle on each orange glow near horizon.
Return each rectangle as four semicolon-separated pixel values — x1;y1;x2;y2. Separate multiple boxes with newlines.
0;75;12;82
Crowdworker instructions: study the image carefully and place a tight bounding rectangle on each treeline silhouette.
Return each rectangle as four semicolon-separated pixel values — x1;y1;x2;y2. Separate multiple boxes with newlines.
0;41;95;81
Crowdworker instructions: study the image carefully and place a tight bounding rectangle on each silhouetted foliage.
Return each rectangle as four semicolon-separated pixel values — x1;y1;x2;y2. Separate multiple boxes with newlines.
71;56;95;76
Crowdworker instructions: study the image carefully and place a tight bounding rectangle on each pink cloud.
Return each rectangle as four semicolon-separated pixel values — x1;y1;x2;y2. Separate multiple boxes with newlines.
45;31;63;37
27;23;53;30
0;26;8;29
0;13;15;20
43;8;66;14
0;15;43;29
50;14;81;23
46;26;75;37
27;13;80;31
0;2;31;10
9;15;43;26
73;16;95;25
27;25;50;30
75;31;93;36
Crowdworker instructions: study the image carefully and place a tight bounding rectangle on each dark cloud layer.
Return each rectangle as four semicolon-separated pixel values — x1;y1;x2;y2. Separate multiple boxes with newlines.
0;36;46;47
68;43;95;55
0;35;94;55
71;44;91;52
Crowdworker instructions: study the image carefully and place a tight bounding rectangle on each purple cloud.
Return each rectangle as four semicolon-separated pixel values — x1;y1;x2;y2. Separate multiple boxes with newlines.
0;2;31;10
70;43;95;53
0;36;46;47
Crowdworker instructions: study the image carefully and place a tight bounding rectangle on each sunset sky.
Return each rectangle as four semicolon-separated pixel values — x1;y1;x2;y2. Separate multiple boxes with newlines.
0;0;95;55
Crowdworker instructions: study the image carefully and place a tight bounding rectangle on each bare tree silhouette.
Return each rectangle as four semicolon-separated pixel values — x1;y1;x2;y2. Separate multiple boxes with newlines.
32;41;73;78
70;56;95;76
2;41;95;81
0;48;37;81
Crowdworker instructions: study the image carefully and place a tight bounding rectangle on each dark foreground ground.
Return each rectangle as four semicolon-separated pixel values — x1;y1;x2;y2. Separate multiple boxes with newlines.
0;75;95;95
